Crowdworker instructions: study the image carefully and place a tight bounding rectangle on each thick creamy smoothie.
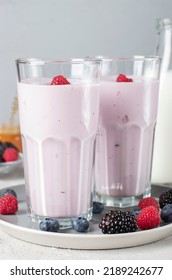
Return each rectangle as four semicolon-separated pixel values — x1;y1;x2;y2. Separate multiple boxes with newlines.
17;78;99;220
95;76;159;204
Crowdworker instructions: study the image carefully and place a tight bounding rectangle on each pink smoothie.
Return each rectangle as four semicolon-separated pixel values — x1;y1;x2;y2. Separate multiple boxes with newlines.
17;78;99;219
95;76;159;198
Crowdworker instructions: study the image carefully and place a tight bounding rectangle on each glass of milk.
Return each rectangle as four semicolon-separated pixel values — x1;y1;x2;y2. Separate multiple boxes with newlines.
94;57;161;207
152;18;172;185
16;58;100;228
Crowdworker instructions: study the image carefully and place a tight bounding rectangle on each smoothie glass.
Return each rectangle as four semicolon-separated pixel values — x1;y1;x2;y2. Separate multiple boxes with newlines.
16;58;100;228
94;57;161;207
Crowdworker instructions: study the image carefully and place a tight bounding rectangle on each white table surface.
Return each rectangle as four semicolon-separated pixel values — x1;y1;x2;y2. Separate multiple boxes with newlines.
0;167;172;260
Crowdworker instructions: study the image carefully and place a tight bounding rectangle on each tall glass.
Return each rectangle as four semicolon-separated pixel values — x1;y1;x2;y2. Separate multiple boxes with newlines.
152;18;172;184
94;57;161;207
16;58;100;228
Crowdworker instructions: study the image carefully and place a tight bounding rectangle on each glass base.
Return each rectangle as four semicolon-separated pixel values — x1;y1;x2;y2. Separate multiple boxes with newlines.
27;207;93;229
94;189;151;208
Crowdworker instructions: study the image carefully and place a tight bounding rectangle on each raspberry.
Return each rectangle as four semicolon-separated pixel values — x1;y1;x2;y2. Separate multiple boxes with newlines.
137;206;160;230
116;74;133;82
51;75;70;85
0;194;18;215
138;197;159;210
2;147;18;162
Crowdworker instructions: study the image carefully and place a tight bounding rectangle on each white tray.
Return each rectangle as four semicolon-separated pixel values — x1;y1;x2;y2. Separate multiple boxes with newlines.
0;185;172;250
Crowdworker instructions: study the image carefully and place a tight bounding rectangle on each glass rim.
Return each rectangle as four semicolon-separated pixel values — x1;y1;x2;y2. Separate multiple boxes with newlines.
15;57;101;66
92;56;161;62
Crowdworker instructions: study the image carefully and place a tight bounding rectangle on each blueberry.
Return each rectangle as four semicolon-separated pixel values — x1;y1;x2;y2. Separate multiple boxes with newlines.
132;208;141;217
4;141;18;152
161;204;172;223
72;217;89;232
93;201;104;214
39;218;60;232
0;141;5;156
1;188;17;198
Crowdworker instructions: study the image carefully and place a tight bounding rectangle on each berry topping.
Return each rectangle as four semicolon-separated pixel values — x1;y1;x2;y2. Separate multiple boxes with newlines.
138;197;159;210
99;210;138;234
50;75;70;85
116;74;133;82
161;204;172;223
39;218;60;232
93;201;104;214
1;188;17;198
72;217;89;232
2;147;19;162
0;194;18;215
159;189;172;209
137;206;160;230
0;141;5;157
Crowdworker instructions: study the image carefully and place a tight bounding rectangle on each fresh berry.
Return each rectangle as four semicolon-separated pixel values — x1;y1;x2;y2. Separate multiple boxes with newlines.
0;141;5;157
1;188;17;198
72;217;89;232
4;141;18;152
116;74;133;82
99;210;138;234
159;189;172;209
2;147;18;162
39;218;60;232
0;194;18;215
161;204;172;223
50;75;70;85
93;201;104;214
132;208;141;217
137;206;160;230
138;197;159;210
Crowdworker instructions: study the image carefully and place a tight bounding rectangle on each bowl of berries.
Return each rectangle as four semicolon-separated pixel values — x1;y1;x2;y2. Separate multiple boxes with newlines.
0;141;23;175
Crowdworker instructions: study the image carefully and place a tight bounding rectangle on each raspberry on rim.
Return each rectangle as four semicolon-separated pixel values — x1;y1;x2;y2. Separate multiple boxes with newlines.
51;75;70;85
116;74;133;82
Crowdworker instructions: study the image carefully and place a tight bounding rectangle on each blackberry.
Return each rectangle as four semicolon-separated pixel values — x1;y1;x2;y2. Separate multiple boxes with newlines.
159;189;172;209
99;210;138;234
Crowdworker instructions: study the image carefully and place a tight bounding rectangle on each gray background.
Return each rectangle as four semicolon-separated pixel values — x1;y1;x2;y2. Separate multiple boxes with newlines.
0;0;172;121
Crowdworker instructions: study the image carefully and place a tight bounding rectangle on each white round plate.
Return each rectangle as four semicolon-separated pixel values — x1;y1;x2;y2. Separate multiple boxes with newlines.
0;185;172;250
0;153;23;175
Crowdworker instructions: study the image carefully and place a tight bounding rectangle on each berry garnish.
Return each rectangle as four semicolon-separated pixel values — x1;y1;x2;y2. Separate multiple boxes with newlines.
72;217;89;232
50;75;70;85
0;194;18;215
159;189;172;209
2;147;19;162
116;74;133;82
93;201;104;214
39;218;60;232
138;197;159;210
1;188;17;198
99;210;138;234
137;206;160;230
161;204;172;223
